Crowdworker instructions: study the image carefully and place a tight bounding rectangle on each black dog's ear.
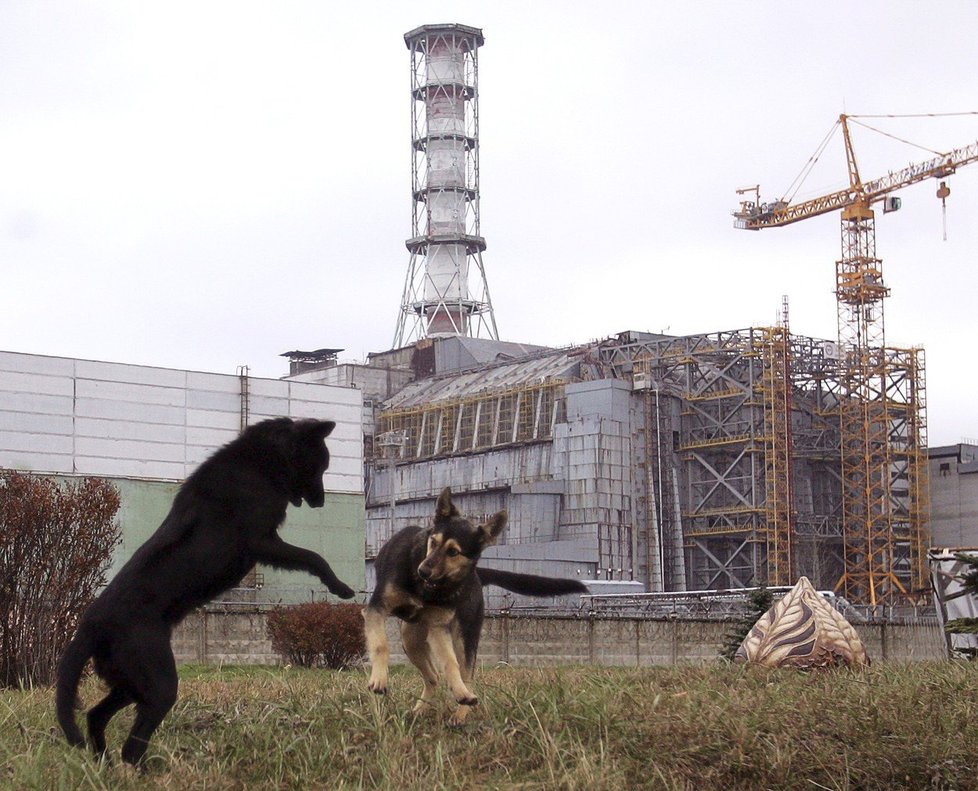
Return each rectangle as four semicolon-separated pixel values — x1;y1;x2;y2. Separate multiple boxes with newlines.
477;510;508;549
311;420;335;440
435;487;459;522
295;419;335;441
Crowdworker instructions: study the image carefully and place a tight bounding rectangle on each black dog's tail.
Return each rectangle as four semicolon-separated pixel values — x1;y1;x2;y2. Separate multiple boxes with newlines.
55;626;95;748
478;568;588;597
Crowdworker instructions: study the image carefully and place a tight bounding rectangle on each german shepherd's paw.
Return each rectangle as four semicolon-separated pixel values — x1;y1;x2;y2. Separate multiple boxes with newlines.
367;677;388;695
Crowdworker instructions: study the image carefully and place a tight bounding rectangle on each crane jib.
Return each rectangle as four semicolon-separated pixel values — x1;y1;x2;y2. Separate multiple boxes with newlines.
734;139;978;230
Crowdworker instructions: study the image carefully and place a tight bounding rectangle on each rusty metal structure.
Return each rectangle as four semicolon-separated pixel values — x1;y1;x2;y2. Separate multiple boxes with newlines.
590;328;844;593
729;114;974;604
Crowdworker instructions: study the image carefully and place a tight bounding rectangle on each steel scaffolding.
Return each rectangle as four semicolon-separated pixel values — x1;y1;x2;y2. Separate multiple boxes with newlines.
833;209;930;604
760;320;793;586
597;329;843;592
597;326;927;602
370;325;927;604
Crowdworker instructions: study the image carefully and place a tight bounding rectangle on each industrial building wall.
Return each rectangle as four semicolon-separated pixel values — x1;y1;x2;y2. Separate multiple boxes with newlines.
0;350;366;599
364;379;642;601
555;380;636;580
366;443;558;552
0;350;362;492
928;444;978;548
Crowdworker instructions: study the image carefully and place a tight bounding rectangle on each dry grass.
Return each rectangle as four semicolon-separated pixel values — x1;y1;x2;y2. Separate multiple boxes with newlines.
1;661;975;790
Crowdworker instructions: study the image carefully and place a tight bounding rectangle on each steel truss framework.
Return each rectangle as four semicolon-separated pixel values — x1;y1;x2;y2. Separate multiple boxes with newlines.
596;326;927;603
834;210;929;604
373;323;926;604
395;25;498;347
761;319;793;585
597;330;842;593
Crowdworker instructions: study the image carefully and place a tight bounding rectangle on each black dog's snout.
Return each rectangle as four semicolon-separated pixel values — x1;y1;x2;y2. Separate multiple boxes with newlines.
418;564;432;580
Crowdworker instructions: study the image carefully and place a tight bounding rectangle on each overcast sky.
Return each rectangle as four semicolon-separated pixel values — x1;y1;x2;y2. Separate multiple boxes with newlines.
2;1;977;445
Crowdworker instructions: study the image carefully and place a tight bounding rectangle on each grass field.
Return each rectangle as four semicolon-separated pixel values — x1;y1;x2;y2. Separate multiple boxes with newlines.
1;662;975;790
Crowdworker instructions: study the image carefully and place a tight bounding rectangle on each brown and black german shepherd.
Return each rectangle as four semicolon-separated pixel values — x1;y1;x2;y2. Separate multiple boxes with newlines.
363;487;587;725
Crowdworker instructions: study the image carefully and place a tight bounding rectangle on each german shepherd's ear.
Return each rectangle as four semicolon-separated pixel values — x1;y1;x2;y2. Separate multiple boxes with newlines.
435;487;460;522
477;510;508;549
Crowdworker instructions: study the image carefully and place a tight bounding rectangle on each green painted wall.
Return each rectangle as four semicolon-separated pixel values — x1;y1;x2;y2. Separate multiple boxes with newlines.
59;476;365;604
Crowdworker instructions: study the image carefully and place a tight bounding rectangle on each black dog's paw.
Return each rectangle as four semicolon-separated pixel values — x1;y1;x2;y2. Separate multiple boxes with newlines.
330;581;356;599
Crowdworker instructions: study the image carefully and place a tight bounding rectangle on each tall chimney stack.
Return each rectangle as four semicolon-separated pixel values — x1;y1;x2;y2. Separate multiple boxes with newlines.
394;23;498;347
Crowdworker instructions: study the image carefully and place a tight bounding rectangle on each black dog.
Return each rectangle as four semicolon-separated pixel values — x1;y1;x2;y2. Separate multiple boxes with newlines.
56;417;355;765
363;487;587;726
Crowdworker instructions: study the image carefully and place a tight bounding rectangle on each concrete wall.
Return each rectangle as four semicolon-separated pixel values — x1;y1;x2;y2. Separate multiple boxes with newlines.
0;350;363;493
171;611;946;666
0;350;366;599
364;380;637;592
928;444;978;548
366;442;558;554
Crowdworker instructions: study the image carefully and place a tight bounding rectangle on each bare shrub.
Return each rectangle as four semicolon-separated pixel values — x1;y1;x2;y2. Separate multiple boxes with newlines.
267;602;365;669
0;470;121;687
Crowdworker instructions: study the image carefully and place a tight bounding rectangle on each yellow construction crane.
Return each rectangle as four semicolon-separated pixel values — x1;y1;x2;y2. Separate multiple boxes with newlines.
734;114;978;231
732;113;978;606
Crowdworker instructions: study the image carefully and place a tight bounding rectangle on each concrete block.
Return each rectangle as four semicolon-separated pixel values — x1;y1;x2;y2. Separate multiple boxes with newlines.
186;371;240;393
186;425;238;449
171;610;946;669
75;455;185;480
0;392;74;416
0;430;73;454
186;389;240;412
76;378;186;407
75;398;186;426
0;411;73;435
0;351;74;377
323;455;362;480
322;436;362;463
76;360;187;388
185;446;220;471
0;370;74;397
75;435;186;463
246;378;290;398
312;414;362;444
246;395;291;417
289;380;360;407
187;409;240;430
0;450;73;474
76;417;186;444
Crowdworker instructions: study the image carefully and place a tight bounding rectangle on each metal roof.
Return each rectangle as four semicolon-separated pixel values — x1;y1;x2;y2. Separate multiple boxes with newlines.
383;346;584;410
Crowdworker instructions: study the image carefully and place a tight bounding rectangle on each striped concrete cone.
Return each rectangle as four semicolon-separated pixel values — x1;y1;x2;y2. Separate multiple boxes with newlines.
734;576;870;668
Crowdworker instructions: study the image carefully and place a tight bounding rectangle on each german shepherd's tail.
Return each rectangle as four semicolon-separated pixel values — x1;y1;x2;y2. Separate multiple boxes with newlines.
478;568;587;597
55;625;96;747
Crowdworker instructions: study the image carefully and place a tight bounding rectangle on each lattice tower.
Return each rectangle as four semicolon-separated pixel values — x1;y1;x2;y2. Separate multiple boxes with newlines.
834;206;929;605
394;24;498;347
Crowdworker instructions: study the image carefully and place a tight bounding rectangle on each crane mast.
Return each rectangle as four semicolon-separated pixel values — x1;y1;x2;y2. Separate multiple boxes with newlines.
734;114;977;606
